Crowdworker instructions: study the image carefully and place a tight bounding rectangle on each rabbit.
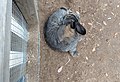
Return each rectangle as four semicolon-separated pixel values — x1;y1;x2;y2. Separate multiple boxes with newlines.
44;7;86;57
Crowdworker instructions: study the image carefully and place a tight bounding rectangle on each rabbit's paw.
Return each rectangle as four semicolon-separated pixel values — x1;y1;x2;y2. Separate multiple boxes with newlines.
69;50;80;57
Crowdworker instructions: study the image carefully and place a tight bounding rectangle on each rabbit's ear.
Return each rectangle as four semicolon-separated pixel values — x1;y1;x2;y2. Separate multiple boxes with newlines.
60;7;67;11
75;22;86;35
70;22;75;29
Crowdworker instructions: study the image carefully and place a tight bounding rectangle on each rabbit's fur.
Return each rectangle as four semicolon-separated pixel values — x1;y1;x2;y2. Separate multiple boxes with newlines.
44;7;86;57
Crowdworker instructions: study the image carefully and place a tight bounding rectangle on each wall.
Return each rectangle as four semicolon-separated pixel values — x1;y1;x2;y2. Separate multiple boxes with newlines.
0;0;12;82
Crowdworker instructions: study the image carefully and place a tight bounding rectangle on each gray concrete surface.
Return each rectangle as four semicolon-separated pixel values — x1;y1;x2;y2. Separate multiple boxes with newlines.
40;0;120;82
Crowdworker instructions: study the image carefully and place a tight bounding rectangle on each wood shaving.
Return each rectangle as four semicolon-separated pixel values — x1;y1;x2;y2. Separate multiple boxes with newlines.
111;12;115;16
105;73;108;77
91;63;95;66
103;21;107;25
119;23;120;25
28;60;30;64
88;22;93;26
92;47;96;52
108;17;111;20
75;71;77;74
104;4;108;6
114;33;118;38
65;57;70;65
97;44;100;46
58;66;63;73
86;56;88;60
117;5;119;8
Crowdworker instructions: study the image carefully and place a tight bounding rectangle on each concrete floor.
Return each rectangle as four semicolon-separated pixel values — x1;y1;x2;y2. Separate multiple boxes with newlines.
40;0;120;82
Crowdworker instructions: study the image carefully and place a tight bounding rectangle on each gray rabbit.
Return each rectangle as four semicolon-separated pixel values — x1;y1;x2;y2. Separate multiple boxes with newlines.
44;7;86;57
